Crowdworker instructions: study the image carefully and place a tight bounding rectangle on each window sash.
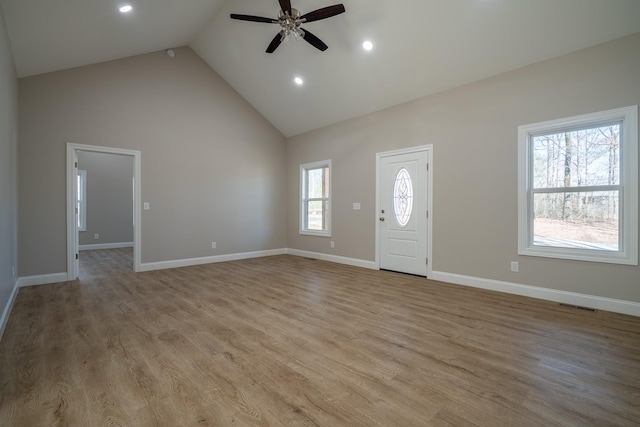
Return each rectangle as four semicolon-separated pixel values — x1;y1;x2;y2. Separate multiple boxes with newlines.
304;199;329;231
529;189;621;249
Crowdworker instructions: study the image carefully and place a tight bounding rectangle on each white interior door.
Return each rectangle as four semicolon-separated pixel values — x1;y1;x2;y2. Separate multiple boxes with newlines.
379;150;429;276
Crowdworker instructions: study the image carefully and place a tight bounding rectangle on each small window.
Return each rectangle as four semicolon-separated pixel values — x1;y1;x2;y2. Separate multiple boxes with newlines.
300;160;331;236
518;106;638;265
77;169;87;231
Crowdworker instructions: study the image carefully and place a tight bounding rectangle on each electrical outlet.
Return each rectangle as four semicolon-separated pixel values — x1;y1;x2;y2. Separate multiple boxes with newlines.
330;241;335;248
353;203;361;210
510;261;519;272
212;242;216;249
94;233;100;240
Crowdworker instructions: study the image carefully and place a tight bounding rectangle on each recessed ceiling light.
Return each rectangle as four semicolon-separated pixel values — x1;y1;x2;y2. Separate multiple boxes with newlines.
363;40;374;51
294;77;304;86
119;5;133;13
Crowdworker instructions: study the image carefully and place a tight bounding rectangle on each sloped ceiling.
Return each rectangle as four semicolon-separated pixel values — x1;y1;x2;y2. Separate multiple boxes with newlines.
3;0;640;137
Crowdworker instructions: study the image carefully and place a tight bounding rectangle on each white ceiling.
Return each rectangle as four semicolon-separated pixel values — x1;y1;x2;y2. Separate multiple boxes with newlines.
2;0;640;137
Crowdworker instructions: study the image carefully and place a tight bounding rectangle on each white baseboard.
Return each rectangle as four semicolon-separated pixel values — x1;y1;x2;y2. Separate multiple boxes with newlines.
286;249;378;270
80;242;133;251
139;248;288;272
0;279;20;342
18;272;69;288
431;271;640;317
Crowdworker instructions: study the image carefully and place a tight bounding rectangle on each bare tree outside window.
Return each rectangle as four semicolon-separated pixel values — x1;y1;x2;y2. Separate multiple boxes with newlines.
532;124;620;250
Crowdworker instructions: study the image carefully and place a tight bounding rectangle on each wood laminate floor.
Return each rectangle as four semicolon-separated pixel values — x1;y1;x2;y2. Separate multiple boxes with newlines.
1;249;639;426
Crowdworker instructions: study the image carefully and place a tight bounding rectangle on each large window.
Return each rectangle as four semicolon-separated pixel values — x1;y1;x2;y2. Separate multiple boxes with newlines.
300;160;331;236
518;106;638;265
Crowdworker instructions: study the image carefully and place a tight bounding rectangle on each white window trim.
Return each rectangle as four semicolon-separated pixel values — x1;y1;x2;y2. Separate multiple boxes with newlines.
518;105;638;265
77;169;87;232
300;159;332;237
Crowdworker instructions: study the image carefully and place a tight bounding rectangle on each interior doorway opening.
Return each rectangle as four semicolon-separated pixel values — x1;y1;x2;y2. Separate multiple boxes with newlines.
66;143;142;280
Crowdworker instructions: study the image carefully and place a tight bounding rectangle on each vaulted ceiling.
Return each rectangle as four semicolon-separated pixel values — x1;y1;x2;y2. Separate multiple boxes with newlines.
2;0;640;136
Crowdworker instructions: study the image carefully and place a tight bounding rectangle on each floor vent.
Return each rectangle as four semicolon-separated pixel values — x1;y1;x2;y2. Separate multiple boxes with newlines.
559;303;597;312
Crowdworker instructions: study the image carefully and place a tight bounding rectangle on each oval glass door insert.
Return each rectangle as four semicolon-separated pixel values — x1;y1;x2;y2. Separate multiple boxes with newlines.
393;167;413;227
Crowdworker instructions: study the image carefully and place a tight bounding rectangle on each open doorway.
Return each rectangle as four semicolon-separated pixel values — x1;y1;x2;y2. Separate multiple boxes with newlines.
77;151;134;278
66;143;141;280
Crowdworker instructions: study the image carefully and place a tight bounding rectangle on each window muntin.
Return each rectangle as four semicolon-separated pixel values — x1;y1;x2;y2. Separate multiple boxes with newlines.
393;167;413;227
518;106;638;265
300;160;331;236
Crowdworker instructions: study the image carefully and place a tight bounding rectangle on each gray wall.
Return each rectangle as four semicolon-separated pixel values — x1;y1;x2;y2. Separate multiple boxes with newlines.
77;151;134;246
287;33;640;303
18;46;287;275
0;6;18;327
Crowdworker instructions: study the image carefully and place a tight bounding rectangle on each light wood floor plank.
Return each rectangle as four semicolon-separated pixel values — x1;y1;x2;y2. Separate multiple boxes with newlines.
1;249;640;426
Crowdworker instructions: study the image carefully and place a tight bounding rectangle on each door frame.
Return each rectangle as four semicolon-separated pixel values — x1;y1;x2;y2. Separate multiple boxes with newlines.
66;143;142;279
375;145;433;277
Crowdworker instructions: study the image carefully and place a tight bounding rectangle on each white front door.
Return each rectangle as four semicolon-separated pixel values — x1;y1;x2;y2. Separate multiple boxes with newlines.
379;149;429;276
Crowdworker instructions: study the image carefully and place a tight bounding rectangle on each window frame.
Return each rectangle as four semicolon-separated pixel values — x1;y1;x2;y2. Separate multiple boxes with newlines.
518;105;638;265
77;169;87;231
300;160;332;237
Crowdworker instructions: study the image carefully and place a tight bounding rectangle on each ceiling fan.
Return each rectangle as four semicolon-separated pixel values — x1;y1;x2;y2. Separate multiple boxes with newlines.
230;0;346;53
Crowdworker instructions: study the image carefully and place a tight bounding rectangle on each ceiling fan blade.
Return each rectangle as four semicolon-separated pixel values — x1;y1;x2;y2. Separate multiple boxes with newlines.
300;4;345;23
302;29;328;51
230;14;277;24
279;0;292;15
266;32;283;53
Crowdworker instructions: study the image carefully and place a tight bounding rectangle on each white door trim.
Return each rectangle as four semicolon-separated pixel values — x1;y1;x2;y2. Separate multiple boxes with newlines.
66;143;142;279
375;145;433;277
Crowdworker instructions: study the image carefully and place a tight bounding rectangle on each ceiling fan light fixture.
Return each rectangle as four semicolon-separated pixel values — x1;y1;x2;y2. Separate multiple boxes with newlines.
280;28;305;43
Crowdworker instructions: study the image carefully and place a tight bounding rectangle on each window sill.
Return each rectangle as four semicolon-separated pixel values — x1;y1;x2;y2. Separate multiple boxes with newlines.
519;245;637;266
300;230;331;238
